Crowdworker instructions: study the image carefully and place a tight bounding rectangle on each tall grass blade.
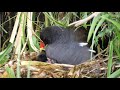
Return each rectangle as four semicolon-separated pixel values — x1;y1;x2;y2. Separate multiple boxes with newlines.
108;68;120;78
87;15;100;42
0;43;13;65
107;41;113;77
5;66;16;78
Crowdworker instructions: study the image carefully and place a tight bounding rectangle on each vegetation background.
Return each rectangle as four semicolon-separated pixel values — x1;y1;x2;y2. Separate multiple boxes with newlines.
0;12;120;78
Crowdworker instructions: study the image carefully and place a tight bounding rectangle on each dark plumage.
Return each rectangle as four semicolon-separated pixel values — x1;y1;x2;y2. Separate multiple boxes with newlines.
39;26;93;65
36;50;47;62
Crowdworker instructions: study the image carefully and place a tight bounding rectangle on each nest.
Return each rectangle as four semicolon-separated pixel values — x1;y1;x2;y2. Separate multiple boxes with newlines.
0;50;119;78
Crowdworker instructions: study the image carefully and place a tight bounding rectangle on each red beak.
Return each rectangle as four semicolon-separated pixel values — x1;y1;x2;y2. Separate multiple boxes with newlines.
40;41;45;49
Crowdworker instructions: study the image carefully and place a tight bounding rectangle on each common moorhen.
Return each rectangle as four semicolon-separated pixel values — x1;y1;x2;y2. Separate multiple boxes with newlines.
37;26;93;65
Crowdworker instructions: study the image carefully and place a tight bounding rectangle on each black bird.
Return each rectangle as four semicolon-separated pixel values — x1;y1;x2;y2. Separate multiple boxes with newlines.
36;50;48;62
38;26;93;65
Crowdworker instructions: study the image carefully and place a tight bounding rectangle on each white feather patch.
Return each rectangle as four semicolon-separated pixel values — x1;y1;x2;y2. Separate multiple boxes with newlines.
79;42;88;47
